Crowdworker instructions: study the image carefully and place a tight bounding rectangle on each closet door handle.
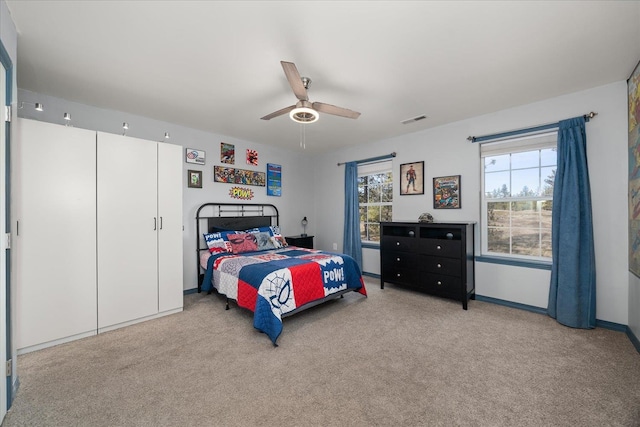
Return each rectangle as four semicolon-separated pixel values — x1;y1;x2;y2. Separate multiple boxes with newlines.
159;217;163;230
154;217;157;230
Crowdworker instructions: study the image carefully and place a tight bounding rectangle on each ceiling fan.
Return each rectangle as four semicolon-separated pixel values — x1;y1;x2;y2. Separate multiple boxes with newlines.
261;61;361;124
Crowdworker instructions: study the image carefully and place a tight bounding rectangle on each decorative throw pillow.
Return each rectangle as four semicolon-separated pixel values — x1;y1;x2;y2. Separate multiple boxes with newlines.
252;231;277;251
244;226;275;235
270;235;288;249
269;226;288;248
203;232;233;253
227;233;259;254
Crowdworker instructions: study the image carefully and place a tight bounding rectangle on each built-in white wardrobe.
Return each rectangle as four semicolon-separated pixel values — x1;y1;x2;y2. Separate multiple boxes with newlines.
14;119;183;353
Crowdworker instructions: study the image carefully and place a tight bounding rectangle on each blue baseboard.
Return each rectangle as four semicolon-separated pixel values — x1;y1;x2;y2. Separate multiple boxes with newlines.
627;327;640;353
474;294;548;315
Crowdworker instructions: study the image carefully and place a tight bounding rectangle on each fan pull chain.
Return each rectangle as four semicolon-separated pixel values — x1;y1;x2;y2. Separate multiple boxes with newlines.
299;124;306;149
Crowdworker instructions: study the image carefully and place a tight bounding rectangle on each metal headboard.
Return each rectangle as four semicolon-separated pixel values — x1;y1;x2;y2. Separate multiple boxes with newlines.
195;203;280;292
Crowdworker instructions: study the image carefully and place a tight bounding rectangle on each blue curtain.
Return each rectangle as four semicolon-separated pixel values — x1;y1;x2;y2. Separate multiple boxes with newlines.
343;161;363;268
548;117;596;328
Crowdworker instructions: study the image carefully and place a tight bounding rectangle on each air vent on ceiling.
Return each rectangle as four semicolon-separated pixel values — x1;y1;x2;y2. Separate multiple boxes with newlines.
401;115;428;125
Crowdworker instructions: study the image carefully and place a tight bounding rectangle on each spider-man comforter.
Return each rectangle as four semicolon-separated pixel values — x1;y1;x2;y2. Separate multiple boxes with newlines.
202;247;367;345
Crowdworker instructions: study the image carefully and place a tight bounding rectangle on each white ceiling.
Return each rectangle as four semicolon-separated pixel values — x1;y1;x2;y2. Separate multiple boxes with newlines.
6;1;640;152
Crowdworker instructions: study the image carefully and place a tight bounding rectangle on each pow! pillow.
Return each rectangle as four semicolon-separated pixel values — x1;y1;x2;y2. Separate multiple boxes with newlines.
203;232;233;253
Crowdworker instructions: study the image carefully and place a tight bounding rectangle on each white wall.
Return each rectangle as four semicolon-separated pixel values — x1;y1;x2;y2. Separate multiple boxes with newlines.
315;82;630;325
17;89;316;291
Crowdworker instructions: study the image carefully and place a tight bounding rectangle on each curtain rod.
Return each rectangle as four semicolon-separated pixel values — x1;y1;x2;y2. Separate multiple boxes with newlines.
467;112;598;143
337;152;396;166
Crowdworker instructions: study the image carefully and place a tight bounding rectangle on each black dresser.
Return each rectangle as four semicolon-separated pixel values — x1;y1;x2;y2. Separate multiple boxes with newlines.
380;222;475;309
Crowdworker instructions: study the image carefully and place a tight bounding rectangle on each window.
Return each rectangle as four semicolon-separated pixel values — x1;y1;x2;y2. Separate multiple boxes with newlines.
358;161;393;242
481;133;557;260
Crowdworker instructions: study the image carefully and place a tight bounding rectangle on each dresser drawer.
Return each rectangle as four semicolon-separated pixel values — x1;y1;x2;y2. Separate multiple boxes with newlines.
420;238;461;258
381;236;416;252
421;256;461;276
383;251;420;269
382;266;419;286
421;273;461;296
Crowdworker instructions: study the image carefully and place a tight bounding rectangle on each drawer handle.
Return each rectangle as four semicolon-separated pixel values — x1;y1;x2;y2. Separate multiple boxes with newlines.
396;242;400;246
437;281;442;286
397;273;401;277
436;245;442;250
396;257;401;262
437;263;442;268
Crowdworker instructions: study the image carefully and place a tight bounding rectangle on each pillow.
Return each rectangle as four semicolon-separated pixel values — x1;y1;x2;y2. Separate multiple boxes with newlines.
203;231;234;253
253;231;277;251
243;226;275;235
270;235;288;249
227;233;259;254
269;226;288;248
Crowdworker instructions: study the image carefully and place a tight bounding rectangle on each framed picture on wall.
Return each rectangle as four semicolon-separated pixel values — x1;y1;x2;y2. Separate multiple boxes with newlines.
433;175;461;209
187;170;202;188
400;161;424;195
186;148;206;165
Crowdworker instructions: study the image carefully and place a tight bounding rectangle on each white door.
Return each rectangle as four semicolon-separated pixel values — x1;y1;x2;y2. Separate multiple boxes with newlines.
157;143;183;312
15;120;98;350
97;133;158;329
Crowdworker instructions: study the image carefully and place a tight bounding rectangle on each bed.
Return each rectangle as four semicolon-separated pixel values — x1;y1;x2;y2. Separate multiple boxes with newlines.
196;203;367;345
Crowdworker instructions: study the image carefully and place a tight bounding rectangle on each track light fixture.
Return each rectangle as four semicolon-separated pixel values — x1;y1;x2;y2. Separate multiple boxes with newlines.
18;101;44;112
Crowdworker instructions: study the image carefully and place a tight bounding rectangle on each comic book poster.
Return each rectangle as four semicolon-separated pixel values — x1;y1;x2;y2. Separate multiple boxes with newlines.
246;149;258;166
221;142;235;164
214;166;265;187
433;175;461;209
267;163;282;196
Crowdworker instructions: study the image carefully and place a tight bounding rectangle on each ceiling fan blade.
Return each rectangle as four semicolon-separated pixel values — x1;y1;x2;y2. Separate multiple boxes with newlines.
281;61;308;101
313;102;361;119
260;105;296;120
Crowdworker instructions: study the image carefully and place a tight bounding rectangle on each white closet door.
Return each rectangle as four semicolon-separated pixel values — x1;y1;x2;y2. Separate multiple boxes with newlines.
157;143;183;312
15;119;97;350
97;133;158;329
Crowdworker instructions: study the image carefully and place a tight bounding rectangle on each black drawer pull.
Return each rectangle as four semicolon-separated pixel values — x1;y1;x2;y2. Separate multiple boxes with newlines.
396;241;400;246
437;263;442;268
397;273;401;277
437;281;442;286
396;257;401;262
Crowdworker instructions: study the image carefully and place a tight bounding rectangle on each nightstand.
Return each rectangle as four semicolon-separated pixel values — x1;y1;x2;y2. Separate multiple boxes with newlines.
285;235;314;249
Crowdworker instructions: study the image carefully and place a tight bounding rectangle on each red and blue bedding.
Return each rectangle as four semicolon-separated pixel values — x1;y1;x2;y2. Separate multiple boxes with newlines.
201;246;367;345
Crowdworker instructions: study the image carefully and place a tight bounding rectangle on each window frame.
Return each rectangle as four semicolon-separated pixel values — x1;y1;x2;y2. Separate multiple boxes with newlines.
358;161;393;244
480;132;557;262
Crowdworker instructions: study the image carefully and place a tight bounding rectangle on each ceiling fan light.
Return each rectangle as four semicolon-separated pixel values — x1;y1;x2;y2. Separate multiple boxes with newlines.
289;107;318;124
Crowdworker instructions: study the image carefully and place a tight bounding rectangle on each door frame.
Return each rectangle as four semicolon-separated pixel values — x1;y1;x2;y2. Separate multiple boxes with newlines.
0;37;14;414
